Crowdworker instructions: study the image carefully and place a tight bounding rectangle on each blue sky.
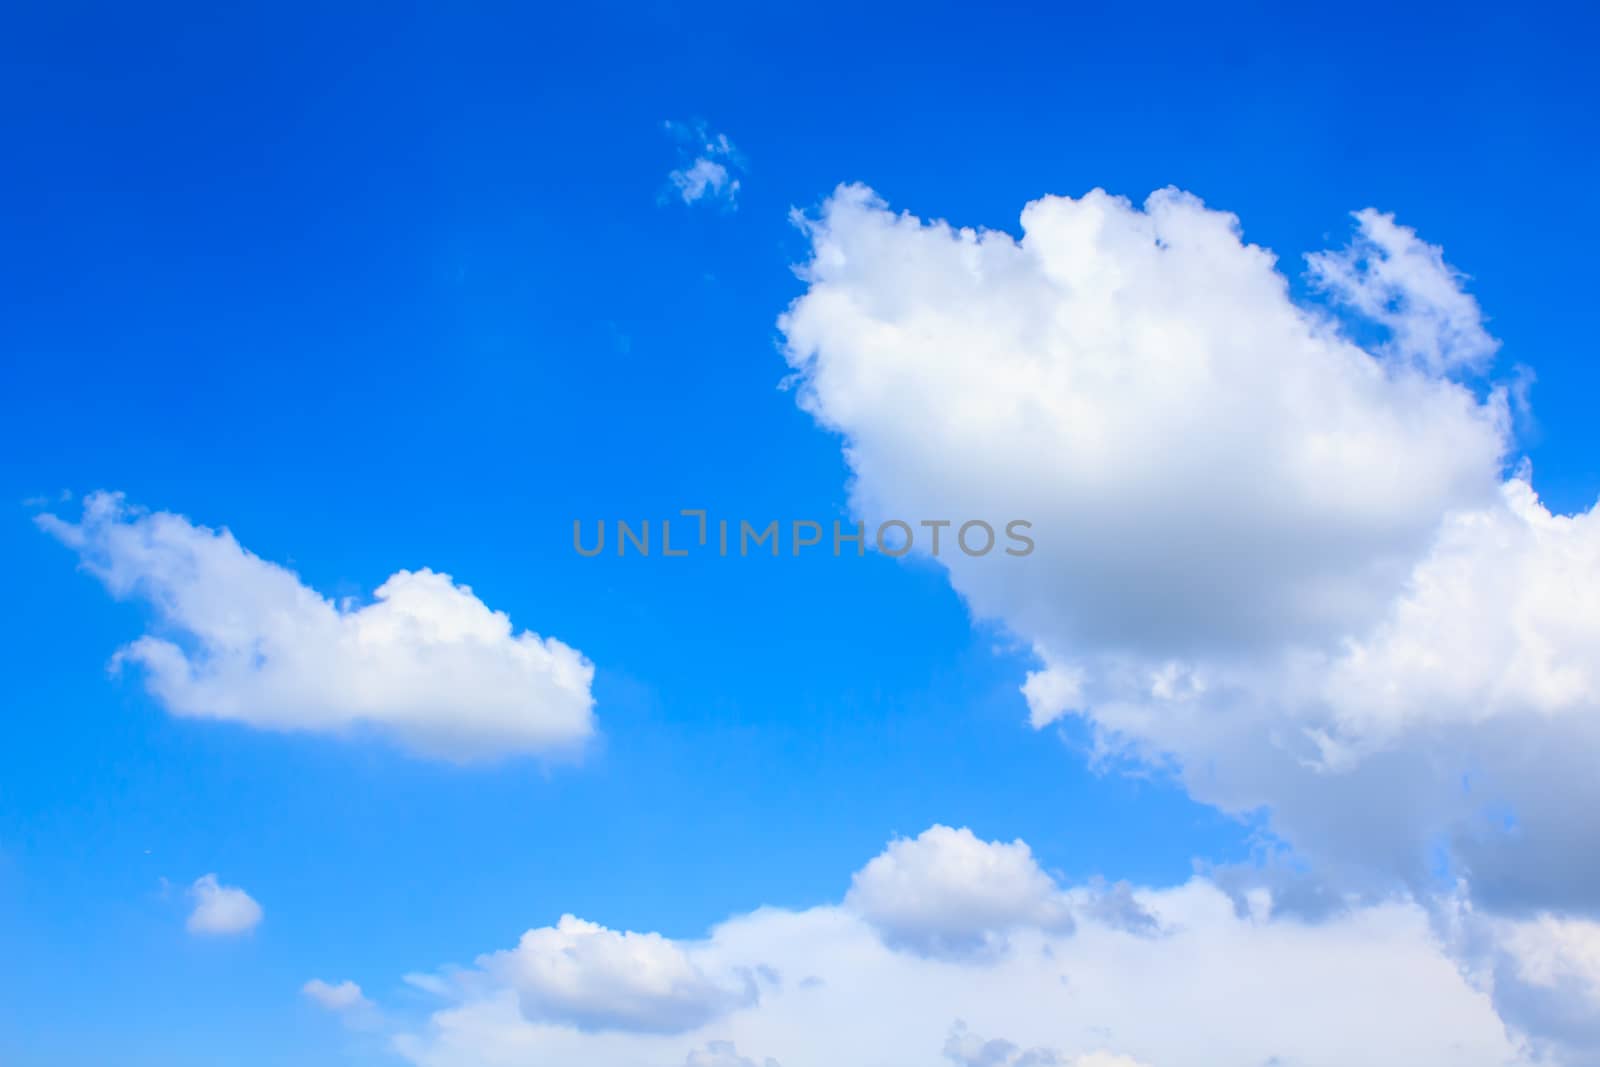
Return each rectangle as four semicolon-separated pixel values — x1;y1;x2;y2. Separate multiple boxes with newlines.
3;5;1600;1067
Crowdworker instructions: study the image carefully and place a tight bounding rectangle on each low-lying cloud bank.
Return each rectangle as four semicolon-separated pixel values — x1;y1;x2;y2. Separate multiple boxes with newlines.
379;826;1586;1066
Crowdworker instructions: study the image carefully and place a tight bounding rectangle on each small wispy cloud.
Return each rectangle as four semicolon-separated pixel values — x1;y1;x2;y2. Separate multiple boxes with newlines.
663;121;744;208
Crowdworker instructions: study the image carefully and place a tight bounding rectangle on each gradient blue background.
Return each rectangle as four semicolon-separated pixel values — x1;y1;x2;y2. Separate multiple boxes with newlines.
2;3;1596;1064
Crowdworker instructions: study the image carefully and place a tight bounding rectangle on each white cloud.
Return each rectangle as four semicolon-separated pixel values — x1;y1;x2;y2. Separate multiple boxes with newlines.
386;827;1531;1067
303;978;373;1012
475;914;757;1034
665;121;743;207
845;825;1073;958
773;184;1600;896
38;492;596;761
995;473;1600;934
186;873;262;936
780;184;1508;666
775;185;1600;1053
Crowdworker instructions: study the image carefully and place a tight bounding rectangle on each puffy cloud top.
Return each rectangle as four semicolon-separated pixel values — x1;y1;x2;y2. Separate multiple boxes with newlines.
186;873;262;936
781;184;1508;662
478;915;755;1034
846;825;1073;959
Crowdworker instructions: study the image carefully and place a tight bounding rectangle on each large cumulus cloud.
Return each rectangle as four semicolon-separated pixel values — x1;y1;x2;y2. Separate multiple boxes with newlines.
777;185;1600;1058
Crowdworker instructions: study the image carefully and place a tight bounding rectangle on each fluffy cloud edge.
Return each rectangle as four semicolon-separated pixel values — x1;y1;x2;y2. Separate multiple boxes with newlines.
38;492;597;762
187;873;263;937
364;826;1559;1067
